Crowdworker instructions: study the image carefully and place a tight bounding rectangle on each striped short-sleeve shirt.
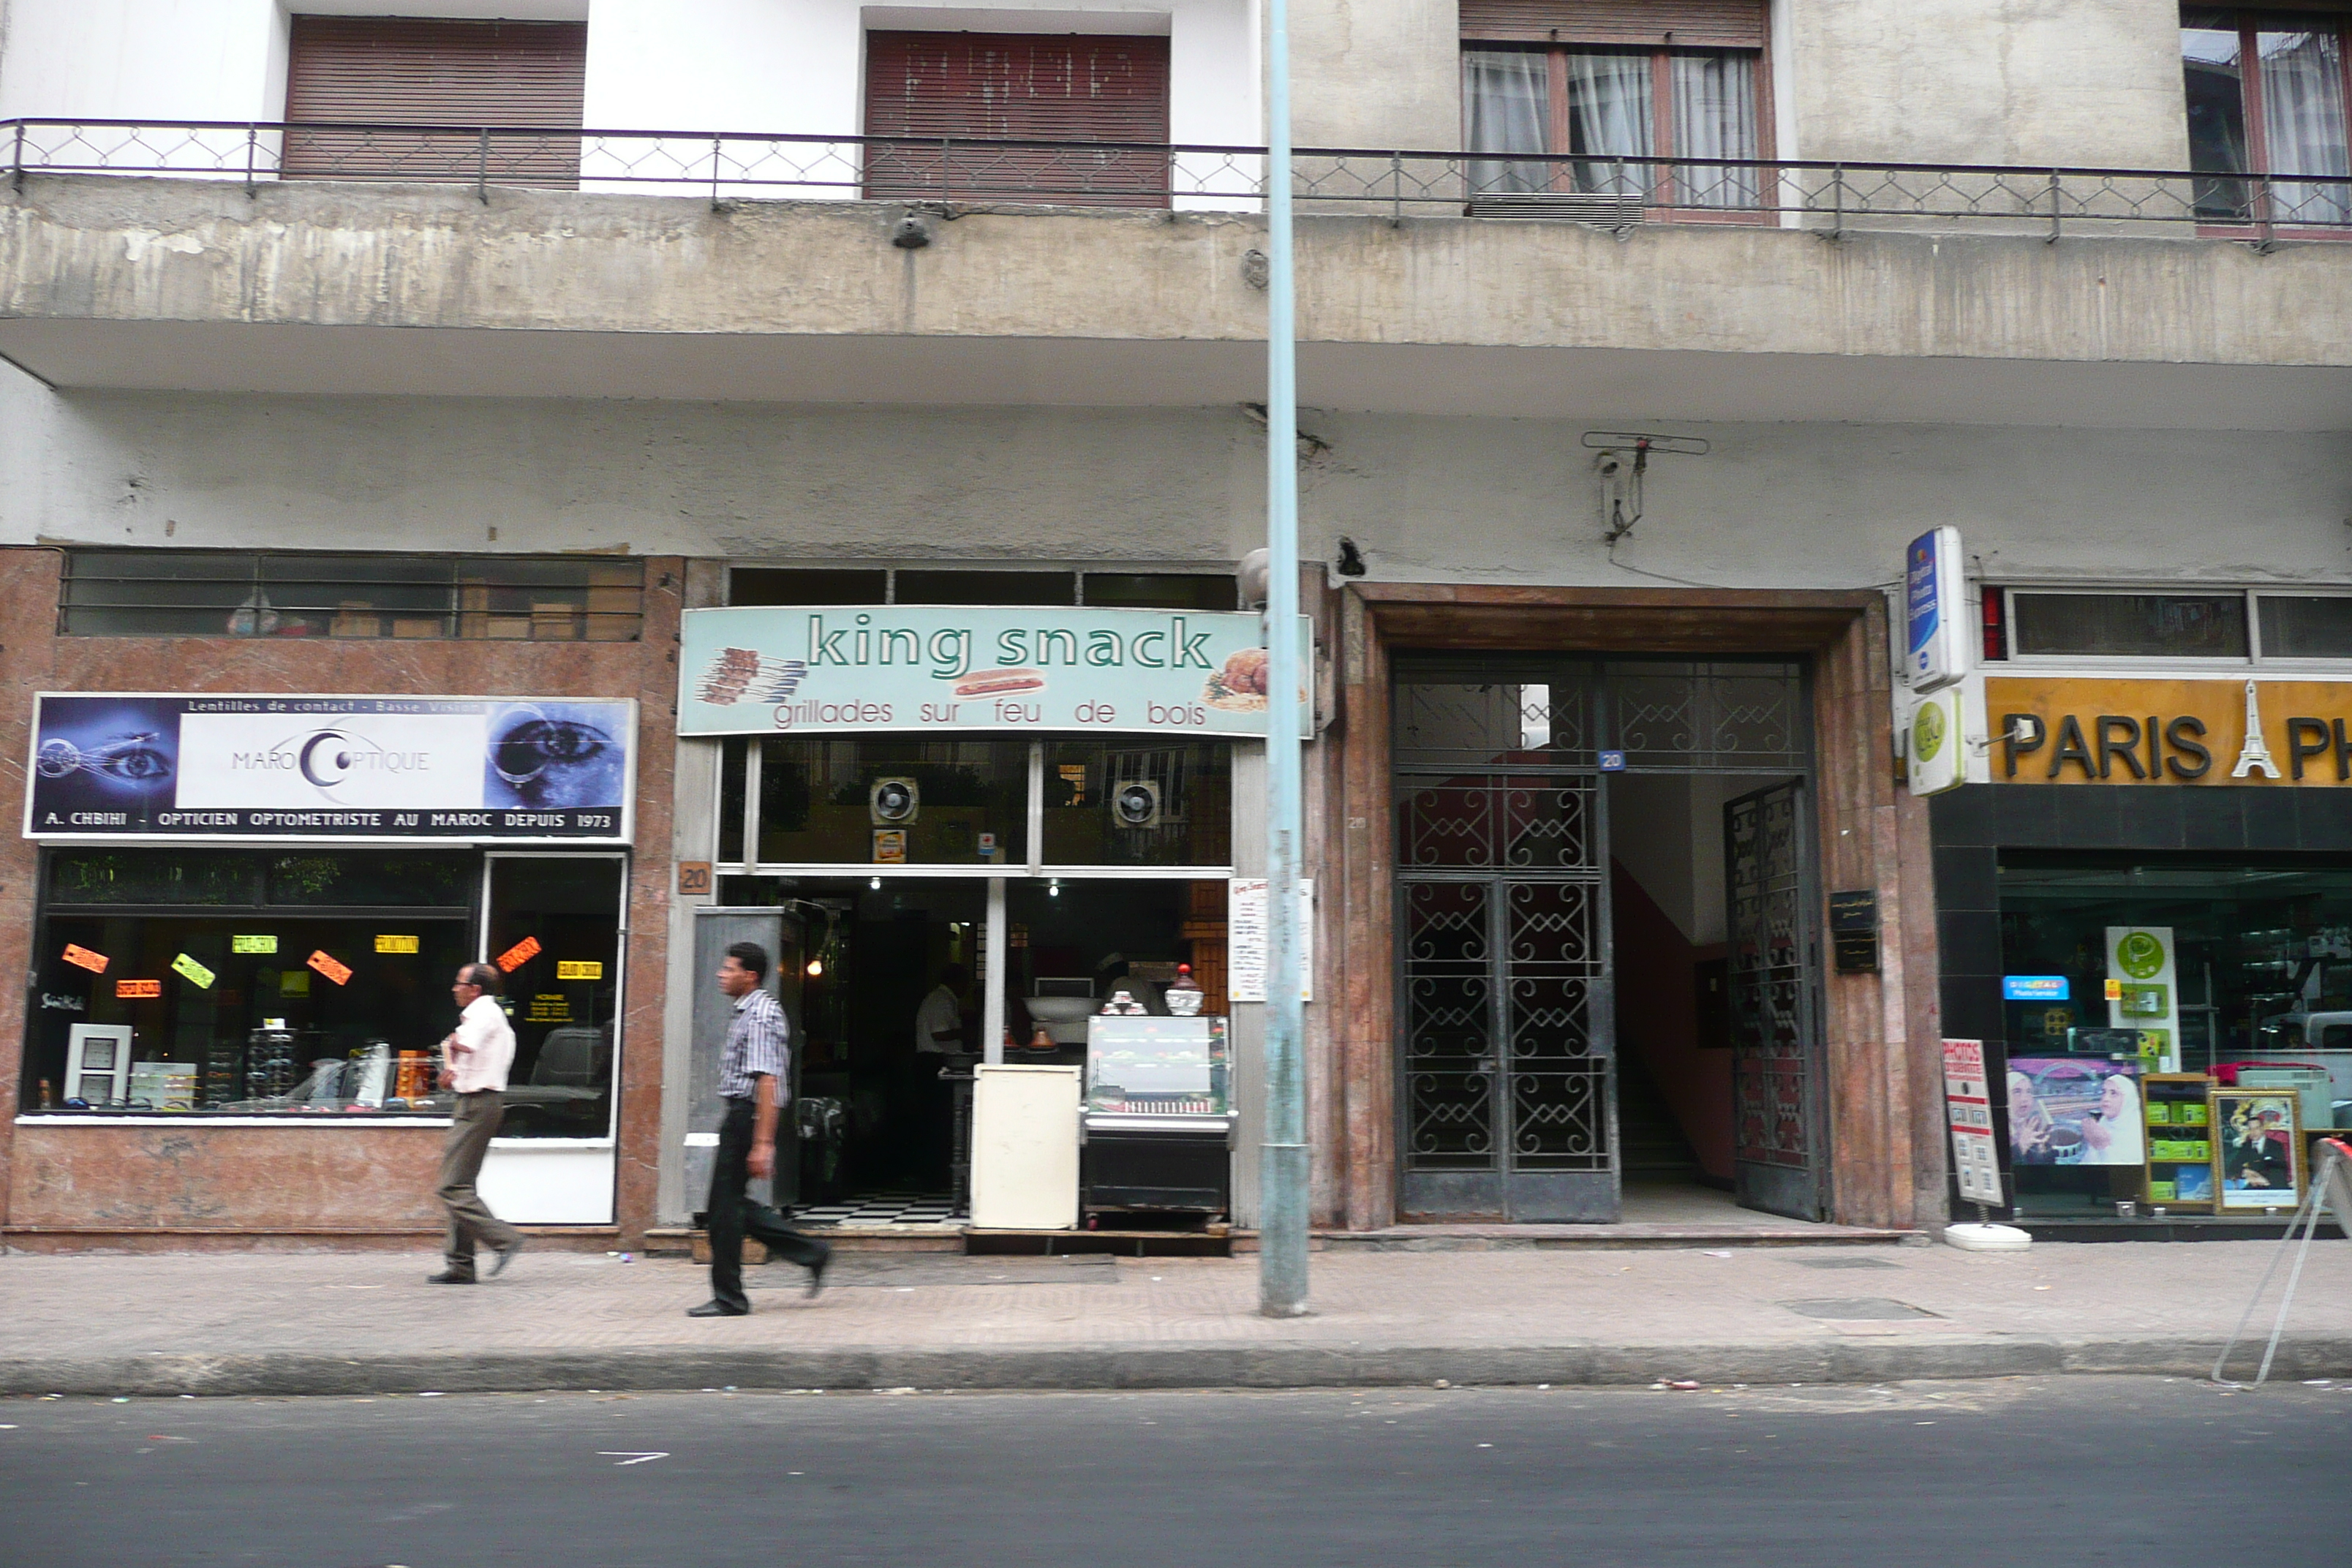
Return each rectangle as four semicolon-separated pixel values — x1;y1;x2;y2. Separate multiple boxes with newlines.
717;987;788;1099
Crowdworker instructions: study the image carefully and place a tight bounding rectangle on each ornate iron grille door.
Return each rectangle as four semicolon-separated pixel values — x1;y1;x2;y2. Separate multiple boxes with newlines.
1397;771;1615;1221
1724;779;1826;1221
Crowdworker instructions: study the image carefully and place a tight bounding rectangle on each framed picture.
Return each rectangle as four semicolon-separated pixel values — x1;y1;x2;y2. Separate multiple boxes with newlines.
2212;1090;2304;1211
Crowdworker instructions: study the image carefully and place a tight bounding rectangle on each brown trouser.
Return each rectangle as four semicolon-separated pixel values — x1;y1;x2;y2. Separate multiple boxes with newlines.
438;1090;521;1277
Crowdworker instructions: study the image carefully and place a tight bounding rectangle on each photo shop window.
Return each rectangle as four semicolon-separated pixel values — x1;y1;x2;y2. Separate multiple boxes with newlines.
1460;1;1770;213
1995;854;2352;1220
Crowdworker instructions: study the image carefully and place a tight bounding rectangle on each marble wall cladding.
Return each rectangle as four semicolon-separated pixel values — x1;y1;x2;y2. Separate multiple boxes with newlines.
0;547;685;1245
9;1123;447;1230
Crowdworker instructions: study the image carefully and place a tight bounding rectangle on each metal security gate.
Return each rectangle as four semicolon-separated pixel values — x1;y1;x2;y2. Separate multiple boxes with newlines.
1392;658;1814;1225
1725;780;1827;1221
1396;770;1616;1222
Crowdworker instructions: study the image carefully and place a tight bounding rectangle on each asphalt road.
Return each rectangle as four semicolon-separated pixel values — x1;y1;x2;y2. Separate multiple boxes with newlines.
3;1376;2345;1567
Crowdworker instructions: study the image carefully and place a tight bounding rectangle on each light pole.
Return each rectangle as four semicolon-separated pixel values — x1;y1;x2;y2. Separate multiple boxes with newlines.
1258;0;1309;1319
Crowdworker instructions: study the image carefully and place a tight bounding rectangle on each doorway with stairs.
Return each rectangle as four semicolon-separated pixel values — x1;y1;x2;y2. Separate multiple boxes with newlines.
1393;657;1822;1224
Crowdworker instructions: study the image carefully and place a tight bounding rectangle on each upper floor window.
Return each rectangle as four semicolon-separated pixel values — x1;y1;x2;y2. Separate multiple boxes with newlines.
61;551;643;641
728;566;1236;611
282;15;588;188
1461;1;1770;214
2182;9;2352;227
862;31;1172;208
1986;589;2352;663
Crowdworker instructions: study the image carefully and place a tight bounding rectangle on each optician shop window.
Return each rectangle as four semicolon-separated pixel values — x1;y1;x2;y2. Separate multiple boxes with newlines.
1997;855;2352;1219
25;849;623;1138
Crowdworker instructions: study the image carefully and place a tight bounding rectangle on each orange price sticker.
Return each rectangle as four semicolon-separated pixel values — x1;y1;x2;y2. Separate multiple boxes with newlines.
62;943;110;974
496;935;542;974
116;979;162;999
307;950;354;987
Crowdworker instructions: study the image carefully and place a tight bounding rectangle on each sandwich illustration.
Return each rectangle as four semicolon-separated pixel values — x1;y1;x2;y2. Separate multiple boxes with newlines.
952;668;1047;698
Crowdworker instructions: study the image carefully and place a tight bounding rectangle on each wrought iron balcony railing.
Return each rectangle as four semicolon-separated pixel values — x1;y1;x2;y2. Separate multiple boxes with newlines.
7;117;2349;239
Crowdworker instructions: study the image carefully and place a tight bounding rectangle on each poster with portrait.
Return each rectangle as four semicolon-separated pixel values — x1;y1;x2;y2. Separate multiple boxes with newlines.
2213;1090;2304;1210
2006;1057;2146;1166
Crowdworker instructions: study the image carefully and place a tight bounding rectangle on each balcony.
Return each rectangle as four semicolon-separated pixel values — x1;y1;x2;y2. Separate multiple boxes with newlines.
3;118;2350;427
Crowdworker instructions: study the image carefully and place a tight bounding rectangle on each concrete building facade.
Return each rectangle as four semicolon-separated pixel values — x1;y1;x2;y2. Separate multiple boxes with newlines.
4;0;2349;1250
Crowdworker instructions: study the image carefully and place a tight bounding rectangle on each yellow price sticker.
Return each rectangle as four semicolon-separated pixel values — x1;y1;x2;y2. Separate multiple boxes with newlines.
374;934;421;955
555;960;603;981
232;934;278;955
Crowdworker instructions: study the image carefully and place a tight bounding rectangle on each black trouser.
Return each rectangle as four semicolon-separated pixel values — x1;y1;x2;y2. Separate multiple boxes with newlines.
706;1096;829;1313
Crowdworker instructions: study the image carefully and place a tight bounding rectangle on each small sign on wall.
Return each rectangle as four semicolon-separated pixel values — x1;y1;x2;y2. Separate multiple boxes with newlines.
676;861;712;897
1828;891;1880;973
1906;686;1967;797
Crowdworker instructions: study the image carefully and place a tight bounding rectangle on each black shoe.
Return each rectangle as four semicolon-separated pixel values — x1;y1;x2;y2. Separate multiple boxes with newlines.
426;1270;477;1285
489;1239;525;1278
807;1248;832;1300
687;1300;748;1318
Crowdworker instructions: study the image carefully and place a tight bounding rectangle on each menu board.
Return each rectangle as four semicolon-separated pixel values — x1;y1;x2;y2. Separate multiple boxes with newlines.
1228;878;1313;1003
1085;1015;1229;1116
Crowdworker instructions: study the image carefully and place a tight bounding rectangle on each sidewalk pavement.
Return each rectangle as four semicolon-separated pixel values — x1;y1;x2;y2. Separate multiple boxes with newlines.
4;1237;2348;1396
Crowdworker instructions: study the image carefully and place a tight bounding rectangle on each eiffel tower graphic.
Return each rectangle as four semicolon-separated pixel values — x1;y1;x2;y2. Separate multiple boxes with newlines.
2231;679;2281;779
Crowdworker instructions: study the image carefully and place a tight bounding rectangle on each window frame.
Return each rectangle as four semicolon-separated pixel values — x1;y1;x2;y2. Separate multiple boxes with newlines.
1987;585;2352;672
58;549;645;642
723;562;1240;611
718;734;1239;880
2182;8;2352;238
1458;37;1777;222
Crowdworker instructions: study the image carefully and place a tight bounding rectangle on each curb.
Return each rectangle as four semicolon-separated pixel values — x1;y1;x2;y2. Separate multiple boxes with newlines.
7;1335;2350;1397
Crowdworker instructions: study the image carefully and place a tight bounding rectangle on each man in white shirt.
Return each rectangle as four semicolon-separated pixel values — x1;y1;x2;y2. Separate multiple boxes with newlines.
427;962;525;1285
914;962;969;1055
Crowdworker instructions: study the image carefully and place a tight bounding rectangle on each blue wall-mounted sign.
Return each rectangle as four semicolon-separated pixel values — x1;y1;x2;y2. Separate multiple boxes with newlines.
1905;526;1969;692
2002;975;2070;1001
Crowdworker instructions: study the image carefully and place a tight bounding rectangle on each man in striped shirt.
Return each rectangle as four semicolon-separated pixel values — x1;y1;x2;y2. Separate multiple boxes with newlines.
688;940;832;1316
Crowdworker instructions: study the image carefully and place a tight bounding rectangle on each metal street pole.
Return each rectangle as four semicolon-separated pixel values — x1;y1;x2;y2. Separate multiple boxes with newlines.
1258;0;1309;1319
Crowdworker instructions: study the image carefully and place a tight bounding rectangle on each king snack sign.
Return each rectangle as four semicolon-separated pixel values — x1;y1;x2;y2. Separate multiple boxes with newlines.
677;605;1308;738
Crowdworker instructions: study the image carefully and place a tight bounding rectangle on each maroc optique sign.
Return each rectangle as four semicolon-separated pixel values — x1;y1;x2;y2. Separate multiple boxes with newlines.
26;694;634;840
678;605;1308;738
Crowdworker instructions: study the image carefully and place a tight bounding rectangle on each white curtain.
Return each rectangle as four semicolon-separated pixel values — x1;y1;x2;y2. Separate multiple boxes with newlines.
2259;29;2351;225
1671;52;1759;208
1564;50;1654;196
1463;49;1550;195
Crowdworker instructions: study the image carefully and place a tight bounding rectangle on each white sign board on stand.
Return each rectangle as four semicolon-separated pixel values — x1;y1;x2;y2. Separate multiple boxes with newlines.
1943;1039;2005;1207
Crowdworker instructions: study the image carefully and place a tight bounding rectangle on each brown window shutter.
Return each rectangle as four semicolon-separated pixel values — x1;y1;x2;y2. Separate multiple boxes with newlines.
864;32;1172;206
1459;1;1768;48
283;17;587;186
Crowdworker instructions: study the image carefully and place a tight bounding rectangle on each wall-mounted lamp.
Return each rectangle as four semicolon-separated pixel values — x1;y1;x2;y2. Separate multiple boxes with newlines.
1335;538;1367;577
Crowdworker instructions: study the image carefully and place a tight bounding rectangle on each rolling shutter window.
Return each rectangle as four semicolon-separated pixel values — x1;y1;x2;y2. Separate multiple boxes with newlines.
1458;1;1768;48
282;17;588;186
864;32;1173;206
